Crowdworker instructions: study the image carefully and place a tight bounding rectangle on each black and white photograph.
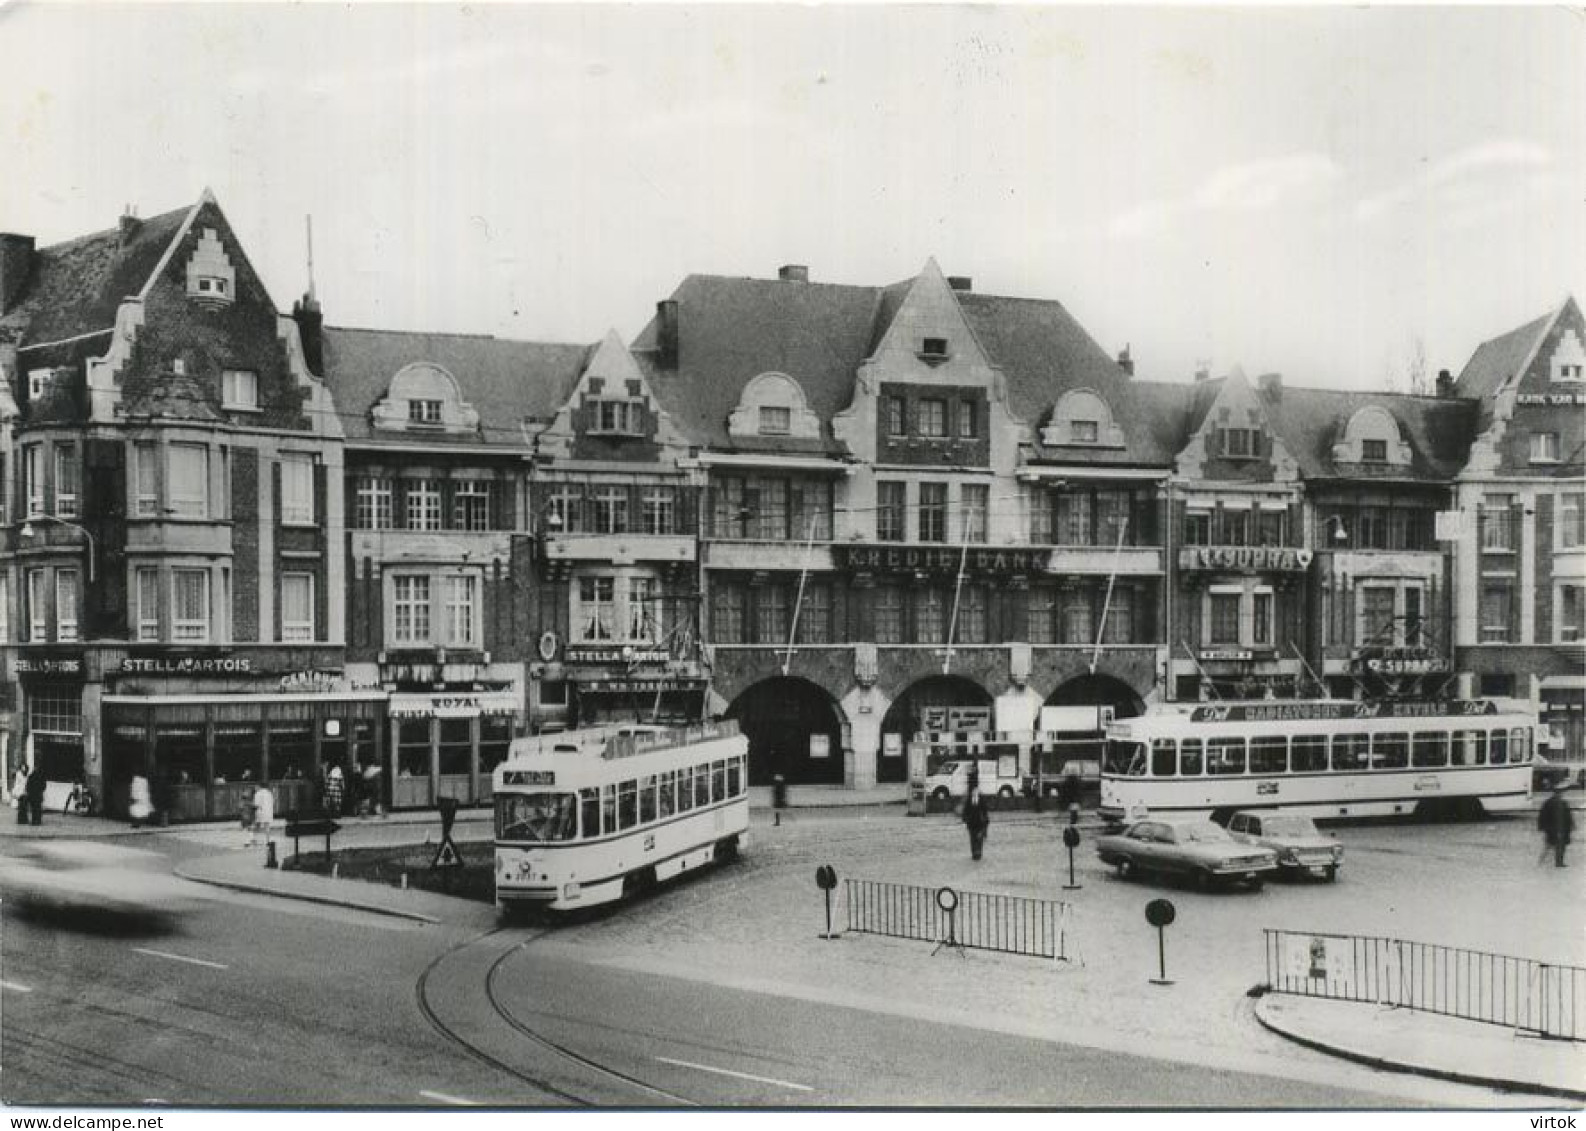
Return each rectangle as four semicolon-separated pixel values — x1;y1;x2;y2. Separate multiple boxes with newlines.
0;1;1582;1121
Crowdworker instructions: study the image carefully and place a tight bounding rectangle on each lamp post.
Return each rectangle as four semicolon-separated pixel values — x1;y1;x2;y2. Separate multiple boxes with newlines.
19;514;96;583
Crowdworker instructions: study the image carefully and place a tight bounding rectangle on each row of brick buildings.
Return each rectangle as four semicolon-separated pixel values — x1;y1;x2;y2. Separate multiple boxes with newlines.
1;192;1580;817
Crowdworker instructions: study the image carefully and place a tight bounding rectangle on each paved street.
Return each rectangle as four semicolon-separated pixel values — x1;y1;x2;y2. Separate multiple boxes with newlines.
2;803;1580;1107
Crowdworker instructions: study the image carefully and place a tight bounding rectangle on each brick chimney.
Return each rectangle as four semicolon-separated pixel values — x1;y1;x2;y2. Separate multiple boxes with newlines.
947;276;973;292
656;299;679;369
1258;372;1283;399
778;264;809;283
292;293;324;376
1193;364;1211;383
118;206;141;246
0;233;35;313
1436;368;1455;398
1117;344;1134;377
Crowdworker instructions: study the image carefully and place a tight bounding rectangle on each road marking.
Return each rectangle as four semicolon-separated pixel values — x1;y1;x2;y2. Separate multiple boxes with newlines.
131;947;229;971
0;980;32;993
418;1090;480;1106
653;1056;812;1092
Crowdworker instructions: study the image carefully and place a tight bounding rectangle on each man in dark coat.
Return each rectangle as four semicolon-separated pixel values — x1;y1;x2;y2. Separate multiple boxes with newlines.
963;785;990;861
25;765;47;827
1538;787;1574;868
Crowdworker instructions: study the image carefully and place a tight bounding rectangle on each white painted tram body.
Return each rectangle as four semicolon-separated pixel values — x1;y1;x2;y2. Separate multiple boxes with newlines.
1100;699;1541;823
492;720;749;913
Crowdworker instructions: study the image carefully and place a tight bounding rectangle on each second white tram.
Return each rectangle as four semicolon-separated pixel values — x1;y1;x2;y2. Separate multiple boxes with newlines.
1101;699;1541;823
492;720;749;913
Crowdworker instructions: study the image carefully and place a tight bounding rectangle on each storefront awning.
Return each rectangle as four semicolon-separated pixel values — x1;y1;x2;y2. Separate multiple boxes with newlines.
388;691;520;719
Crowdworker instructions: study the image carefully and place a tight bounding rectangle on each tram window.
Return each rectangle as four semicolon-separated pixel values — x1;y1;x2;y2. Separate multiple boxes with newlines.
694;764;710;807
1331;733;1369;771
602;783;617;831
1250;736;1287;775
1412;732;1448;768
1208;737;1246;776
1151;739;1176;777
1451;730;1475;766
1106;740;1146;776
727;757;742;797
1180;738;1203;776
580;788;600;839
1291;735;1326;773
1372;732;1408;770
1490;729;1508;764
711;760;726;802
639;774;657;824
1511;728;1529;762
496;792;577;842
618;779;638;830
658;771;676;817
676;770;694;812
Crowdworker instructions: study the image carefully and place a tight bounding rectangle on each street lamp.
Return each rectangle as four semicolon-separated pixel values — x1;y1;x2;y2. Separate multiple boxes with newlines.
1321;515;1349;545
19;514;96;582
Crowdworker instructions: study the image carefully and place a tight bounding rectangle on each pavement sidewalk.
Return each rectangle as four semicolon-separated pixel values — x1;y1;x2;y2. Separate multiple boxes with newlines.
1254;993;1586;1102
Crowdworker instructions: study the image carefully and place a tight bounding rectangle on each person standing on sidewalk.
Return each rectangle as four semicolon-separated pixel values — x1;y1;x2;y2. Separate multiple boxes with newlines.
1538;786;1574;867
249;781;275;847
14;763;32;824
129;773;153;828
24;765;47;827
963;784;990;861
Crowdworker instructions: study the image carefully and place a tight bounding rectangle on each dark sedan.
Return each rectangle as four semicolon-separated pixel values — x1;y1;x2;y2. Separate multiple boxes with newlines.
1096;817;1278;890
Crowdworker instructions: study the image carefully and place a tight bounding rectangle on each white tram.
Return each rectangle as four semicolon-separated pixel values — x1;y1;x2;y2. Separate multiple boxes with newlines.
1100;699;1543;823
492;719;749;913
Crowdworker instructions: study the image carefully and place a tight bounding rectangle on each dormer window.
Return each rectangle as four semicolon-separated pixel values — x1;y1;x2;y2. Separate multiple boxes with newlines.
223;369;259;411
409;399;443;425
1223;428;1259;459
27;369;51;401
195;277;228;296
184;227;236;307
920;337;949;359
1361;439;1387;463
1071;420;1099;444
758;406;791;435
1043;388;1127;450
592;399;643;436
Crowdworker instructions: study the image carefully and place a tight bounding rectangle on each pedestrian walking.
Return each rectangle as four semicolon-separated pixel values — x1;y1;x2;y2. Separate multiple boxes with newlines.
129;773;153;828
14;763;31;824
25;765;47;827
1058;764;1082;818
963;784;990;861
1538;786;1574;868
249;782;275;847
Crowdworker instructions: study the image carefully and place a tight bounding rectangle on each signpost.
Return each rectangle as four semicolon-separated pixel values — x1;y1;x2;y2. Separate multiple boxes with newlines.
1145;898;1176;985
431;796;465;871
932;886;965;958
1062;825;1082;890
815;864;838;939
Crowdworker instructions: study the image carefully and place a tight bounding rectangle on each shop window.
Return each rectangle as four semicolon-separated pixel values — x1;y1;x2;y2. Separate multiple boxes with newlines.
396;719;430;780
54;570;78;642
439;718;471;776
480;716;513;778
168;444;209;518
877;481;907;541
453;481;493;532
405;479;441;531
539;681;569;707
270;719;314;782
281;572;315;642
53;444;78;518
214;722;263;783
28;689;82;736
223;369;259;411
172;569;211;642
155;725;206;786
919;483;948;542
355;477;394;529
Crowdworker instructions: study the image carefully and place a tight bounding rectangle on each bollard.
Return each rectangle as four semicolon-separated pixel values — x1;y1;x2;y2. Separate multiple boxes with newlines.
265;841;278;869
1145;898;1176;985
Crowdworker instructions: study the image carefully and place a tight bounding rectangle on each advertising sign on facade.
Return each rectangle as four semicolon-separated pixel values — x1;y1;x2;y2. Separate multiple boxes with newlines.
1177;546;1313;572
388;691;519;719
838;545;1048;576
14;654;84;676
121;653;253;675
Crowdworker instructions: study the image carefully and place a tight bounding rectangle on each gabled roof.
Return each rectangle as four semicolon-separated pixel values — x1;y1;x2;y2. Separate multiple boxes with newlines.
2;204;194;347
1454;309;1555;403
632;274;884;453
320;325;591;447
1259;383;1477;482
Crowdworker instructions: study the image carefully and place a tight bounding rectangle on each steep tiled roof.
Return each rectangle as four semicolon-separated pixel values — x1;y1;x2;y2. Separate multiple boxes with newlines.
1455;310;1553;403
1259;383;1477;482
320;325;591;446
632;274;884;453
1;205;193;346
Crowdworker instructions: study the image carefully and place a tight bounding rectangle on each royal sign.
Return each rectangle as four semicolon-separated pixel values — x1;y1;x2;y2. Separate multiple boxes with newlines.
1188;699;1499;724
1178;546;1313;572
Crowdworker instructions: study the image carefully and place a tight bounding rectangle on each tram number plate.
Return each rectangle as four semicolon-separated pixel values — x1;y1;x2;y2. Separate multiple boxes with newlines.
643;833;655;852
1256;782;1280;797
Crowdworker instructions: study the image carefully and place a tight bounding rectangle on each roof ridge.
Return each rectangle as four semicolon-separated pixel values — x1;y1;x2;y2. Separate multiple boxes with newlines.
35;203;194;256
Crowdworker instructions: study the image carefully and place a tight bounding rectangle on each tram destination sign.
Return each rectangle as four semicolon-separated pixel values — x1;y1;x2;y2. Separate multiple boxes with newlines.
1189;700;1499;724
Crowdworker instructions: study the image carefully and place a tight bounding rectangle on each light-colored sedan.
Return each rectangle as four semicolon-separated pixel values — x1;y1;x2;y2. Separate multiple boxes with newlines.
1;841;198;923
1095;817;1279;890
1226;811;1343;881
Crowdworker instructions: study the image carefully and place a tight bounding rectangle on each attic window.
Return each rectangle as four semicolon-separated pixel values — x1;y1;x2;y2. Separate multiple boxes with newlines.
27;369;51;402
1071;420;1099;444
185;227;236;307
409;399;443;425
1361;439;1387;463
920;337;949;359
1223;428;1259;459
591;399;644;436
758;406;791;436
223;369;259;411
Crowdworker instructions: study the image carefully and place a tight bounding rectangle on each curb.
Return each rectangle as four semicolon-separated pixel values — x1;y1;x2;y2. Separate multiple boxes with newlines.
173;862;442;925
1253;995;1586;1104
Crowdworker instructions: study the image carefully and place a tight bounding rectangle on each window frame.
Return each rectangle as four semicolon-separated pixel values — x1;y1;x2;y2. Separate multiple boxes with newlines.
135;565;160;641
281;571;316;643
167;444;209;519
1531;432;1561;464
405;478;442;531
918;482;948;542
53;443;78;518
452;480;493;532
279;453;316;526
408;399;443;425
918;398;948;438
222;368;260;411
171;568;211;643
758;405;791;436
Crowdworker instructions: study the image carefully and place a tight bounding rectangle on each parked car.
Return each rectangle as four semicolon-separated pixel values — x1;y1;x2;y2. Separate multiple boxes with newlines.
1226;810;1343;881
1095;817;1278;890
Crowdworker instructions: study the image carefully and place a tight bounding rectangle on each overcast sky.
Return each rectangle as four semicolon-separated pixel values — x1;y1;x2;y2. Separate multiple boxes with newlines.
2;3;1581;390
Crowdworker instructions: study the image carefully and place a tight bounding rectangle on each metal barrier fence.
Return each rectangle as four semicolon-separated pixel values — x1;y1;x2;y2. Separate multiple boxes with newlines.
1265;929;1586;1041
844;879;1072;961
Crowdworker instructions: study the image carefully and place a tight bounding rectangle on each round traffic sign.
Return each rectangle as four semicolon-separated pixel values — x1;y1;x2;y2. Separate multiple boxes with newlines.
935;886;959;912
815;864;837;891
1145;898;1176;927
1062;826;1081;849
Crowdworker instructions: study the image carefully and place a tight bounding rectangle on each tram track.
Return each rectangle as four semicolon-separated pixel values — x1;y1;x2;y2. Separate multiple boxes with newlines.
414;925;694;1106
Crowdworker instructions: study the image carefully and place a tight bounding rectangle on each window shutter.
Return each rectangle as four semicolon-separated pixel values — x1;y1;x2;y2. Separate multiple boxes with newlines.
313;461;326;528
271;461;282;526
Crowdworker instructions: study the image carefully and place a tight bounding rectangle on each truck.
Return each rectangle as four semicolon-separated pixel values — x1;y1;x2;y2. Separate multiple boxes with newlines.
1022;705;1114;799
